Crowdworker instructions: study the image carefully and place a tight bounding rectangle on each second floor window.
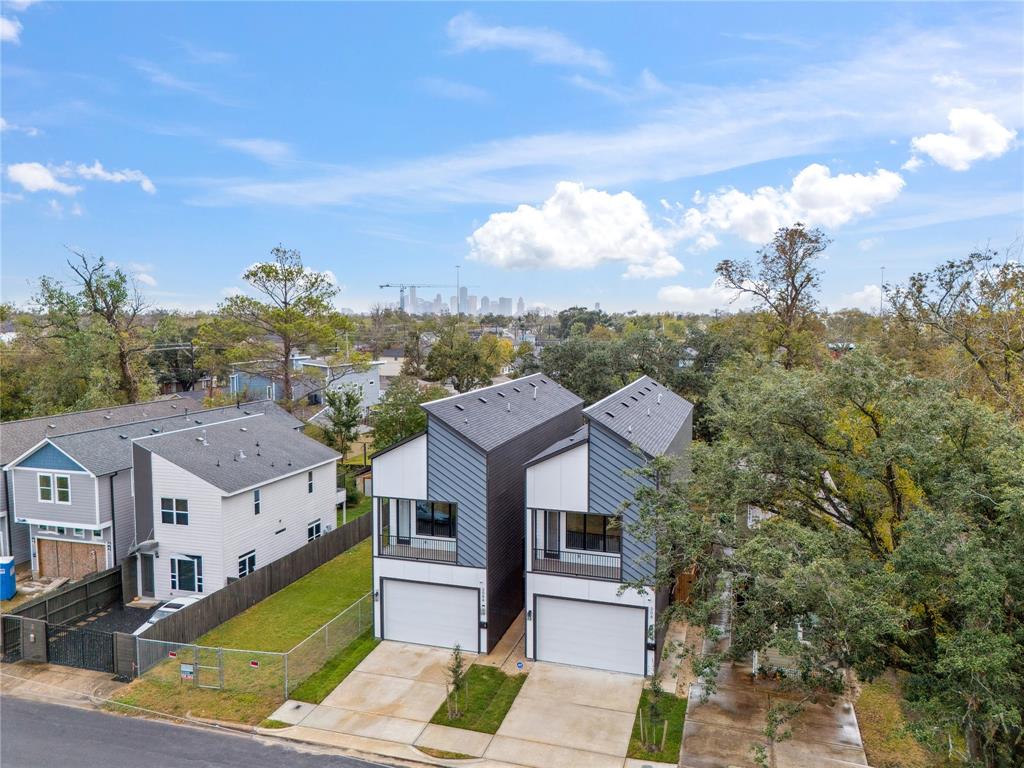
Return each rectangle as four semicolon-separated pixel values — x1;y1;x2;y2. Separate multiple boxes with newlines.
307;471;314;494
37;474;52;502
37;474;70;503
161;497;189;525
565;512;621;554
415;501;456;538
253;488;261;515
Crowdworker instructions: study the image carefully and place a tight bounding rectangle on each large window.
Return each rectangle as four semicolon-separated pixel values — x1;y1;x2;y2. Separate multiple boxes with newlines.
161;498;189;525
416;501;455;538
55;475;70;503
170;556;203;592
237;550;256;578
37;474;71;504
565;512;621;553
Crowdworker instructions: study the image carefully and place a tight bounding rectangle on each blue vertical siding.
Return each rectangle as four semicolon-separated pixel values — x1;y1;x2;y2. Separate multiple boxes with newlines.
588;423;655;582
426;417;487;568
17;442;87;472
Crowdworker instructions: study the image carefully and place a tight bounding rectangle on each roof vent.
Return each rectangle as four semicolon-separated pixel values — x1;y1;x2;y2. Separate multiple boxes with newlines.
240;427;248;432
513;387;521;393
151;427;161;434
533;387;537;400
119;434;128;440
454;404;465;411
506;402;511;412
104;414;112;420
497;392;506;398
604;411;615;418
647;407;651;417
48;423;56;429
171;404;178;409
621;402;630;408
478;397;487;403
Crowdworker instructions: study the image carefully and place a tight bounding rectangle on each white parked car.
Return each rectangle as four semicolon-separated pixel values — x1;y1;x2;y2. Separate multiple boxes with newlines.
132;596;202;636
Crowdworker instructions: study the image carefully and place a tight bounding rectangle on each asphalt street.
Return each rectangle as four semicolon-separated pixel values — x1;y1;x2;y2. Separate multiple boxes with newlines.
0;696;384;768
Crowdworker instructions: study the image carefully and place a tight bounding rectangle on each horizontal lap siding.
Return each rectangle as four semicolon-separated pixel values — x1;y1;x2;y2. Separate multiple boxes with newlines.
588;424;655;583
12;469;98;527
427;418;487;568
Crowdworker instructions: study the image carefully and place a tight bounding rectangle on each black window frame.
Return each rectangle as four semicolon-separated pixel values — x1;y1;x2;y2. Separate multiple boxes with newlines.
415;500;456;538
307;519;322;541
237;550;256;578
565;512;621;554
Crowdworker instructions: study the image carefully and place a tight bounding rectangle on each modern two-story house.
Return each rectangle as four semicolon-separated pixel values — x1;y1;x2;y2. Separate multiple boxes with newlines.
131;414;340;601
524;376;693;675
371;373;583;654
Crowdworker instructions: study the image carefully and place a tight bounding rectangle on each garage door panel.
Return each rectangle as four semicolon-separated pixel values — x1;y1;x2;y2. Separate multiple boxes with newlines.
383;580;479;652
536;596;645;675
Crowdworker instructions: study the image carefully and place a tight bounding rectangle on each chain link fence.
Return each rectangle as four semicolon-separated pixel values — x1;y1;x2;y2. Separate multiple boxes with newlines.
135;592;372;701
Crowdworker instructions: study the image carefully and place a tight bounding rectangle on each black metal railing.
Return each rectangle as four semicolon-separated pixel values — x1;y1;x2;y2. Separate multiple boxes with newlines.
531;548;621;580
378;534;457;563
565;531;621;553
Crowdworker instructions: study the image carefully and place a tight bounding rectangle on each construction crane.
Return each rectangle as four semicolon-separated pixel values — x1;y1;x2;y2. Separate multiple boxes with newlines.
379;282;478;313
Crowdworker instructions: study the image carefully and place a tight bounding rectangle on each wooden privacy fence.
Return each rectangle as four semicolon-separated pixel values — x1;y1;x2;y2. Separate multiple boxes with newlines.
140;512;372;645
6;566;122;624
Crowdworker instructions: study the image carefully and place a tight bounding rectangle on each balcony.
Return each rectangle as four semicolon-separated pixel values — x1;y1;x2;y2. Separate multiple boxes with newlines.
531;547;621;581
378;534;457;564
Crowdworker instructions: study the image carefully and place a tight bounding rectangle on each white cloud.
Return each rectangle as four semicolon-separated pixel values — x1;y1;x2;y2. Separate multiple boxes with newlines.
931;72;970;89
5;1;41;11
666;163;905;248
134;272;158;287
75;161;156;193
657;279;759;314
47;199;63;217
907;107;1016;171
127;58;234;105
901;155;924;172
447;12;610;73
418;77;489;103
833;284;882;312
0;116;39;136
6;162;81;195
1;16;22;44
566;68;669;102
468;181;681;279
71;202;83;217
220;138;293;164
858;237;882;251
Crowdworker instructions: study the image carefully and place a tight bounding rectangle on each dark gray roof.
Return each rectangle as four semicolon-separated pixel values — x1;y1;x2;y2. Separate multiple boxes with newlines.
583;376;693;457
526;424;588;467
421;373;583;453
0;397;193;466
37;403;301;477
136;414;340;494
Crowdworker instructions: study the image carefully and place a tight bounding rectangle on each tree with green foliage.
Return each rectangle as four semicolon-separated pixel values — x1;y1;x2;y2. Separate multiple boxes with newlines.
715;223;828;369
320;384;364;458
425;322;494;392
445;644;468;720
629;350;1024;766
196;246;348;404
370;376;449;450
149;313;205;392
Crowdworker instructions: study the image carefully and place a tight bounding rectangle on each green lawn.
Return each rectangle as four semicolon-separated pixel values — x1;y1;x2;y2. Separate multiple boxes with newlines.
627;690;687;763
430;665;527;734
337;494;372;529
199;537;372;652
289;629;380;703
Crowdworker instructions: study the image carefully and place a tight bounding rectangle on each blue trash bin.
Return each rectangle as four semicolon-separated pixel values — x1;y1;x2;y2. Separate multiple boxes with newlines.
0;556;15;601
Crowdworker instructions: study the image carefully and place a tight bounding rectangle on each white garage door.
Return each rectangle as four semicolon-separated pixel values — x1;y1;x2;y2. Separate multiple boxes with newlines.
382;580;479;652
535;596;646;675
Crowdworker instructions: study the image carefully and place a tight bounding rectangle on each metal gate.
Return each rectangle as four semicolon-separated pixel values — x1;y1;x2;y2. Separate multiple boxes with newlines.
1;615;22;662
47;624;114;673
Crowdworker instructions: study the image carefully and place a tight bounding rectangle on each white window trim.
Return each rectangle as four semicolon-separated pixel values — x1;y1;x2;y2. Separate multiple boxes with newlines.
307;518;322;541
54;474;71;505
253;488;261;515
37;473;53;503
307;470;314;494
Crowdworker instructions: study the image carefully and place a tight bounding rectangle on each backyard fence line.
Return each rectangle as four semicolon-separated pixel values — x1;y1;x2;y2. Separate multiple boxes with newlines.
135;591;373;700
5;566;122;625
138;512;372;645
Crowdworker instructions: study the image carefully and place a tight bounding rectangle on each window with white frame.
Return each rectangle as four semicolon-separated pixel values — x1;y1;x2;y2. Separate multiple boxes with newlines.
72;528;85;538
161;497;189;525
37;474;52;502
237;550;256;578
307;470;314;494
253;488;261;515
307;519;322;541
92;529;102;538
170;556;203;592
55;475;70;503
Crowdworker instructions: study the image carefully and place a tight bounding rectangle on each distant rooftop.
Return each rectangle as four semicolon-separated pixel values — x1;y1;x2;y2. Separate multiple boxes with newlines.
583;376;693;457
137;413;339;494
421;373;582;453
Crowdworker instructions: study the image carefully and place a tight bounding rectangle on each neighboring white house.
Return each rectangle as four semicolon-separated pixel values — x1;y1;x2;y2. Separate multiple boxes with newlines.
524;376;693;676
131;413;340;601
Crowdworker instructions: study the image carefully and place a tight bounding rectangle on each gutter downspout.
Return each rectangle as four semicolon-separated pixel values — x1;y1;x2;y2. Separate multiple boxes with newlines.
109;472;118;565
3;471;13;559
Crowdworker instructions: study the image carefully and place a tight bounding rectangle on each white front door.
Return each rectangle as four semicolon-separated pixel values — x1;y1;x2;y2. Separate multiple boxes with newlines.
382;579;479;652
535;596;646;675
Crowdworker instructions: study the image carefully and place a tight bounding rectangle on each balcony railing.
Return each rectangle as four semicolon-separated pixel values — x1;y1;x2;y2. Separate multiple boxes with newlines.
531;547;621;581
378;534;457;564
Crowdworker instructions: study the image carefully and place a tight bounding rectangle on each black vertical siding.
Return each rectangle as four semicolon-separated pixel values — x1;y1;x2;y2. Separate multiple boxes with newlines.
485;405;583;650
132;444;153;543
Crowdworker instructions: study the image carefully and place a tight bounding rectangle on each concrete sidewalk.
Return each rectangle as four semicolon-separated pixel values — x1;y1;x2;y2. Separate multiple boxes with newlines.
0;661;125;708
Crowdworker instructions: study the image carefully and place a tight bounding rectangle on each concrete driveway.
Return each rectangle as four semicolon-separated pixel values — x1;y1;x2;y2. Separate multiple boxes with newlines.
482;662;644;768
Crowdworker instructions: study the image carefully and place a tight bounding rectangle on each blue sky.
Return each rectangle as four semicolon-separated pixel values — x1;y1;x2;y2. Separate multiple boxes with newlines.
2;2;1021;314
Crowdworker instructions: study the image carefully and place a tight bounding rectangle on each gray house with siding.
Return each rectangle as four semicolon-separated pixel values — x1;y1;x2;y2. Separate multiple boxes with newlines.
524;376;693;675
371;373;583;654
2;400;300;581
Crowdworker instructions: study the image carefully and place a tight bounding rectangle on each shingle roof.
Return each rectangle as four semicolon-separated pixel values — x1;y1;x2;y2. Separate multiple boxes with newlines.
421;373;583;453
36;403;301;477
526;424;588;467
136;413;340;495
582;376;693;457
0;397;192;466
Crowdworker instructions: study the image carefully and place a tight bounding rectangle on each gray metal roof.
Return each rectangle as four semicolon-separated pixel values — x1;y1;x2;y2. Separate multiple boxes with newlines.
136;413;340;494
582;376;693;457
39;403;302;477
0;397;193;466
421;373;583;453
526;424;588;467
